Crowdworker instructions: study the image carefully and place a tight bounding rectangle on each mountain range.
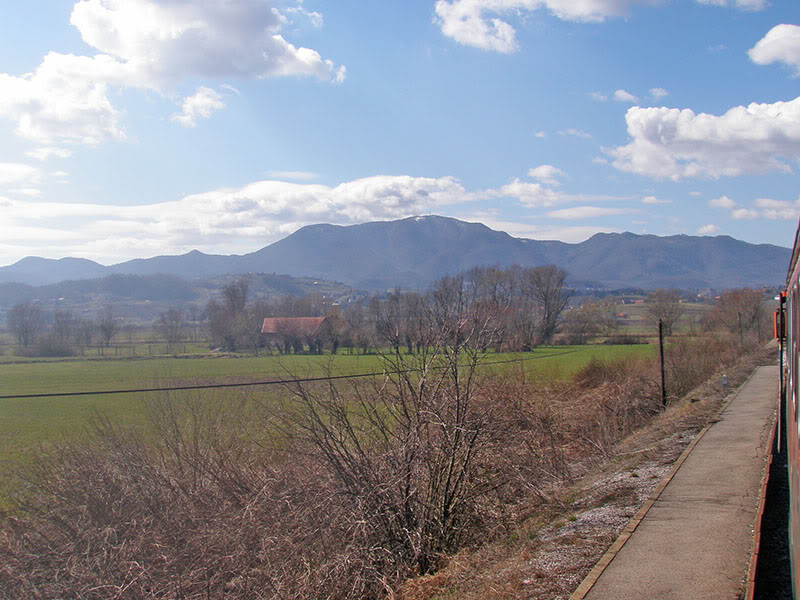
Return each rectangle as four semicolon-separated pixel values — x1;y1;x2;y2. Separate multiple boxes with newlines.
0;216;791;290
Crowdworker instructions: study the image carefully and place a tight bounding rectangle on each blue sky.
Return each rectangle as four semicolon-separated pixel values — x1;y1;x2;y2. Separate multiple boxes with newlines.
0;0;798;266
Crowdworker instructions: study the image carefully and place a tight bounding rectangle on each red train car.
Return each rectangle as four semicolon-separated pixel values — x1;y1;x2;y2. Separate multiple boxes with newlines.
780;222;800;598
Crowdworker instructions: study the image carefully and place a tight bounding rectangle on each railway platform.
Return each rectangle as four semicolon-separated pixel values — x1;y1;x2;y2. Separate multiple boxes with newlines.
572;365;778;600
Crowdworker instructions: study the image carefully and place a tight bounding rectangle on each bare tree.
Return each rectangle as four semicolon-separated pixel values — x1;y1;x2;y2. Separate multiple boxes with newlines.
74;319;95;354
222;277;249;314
279;286;507;576
525;265;570;344
156;308;185;348
97;307;118;348
562;302;601;345
712;288;767;344
645;289;684;336
51;310;75;345
7;302;42;347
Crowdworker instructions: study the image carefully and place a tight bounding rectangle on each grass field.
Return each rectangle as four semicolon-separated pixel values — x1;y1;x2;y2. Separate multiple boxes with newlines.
0;345;655;466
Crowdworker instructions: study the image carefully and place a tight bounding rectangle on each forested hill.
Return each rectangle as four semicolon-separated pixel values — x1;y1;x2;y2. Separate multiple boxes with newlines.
0;216;791;290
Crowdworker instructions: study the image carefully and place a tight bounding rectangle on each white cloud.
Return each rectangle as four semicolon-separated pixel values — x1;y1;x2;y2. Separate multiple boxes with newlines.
470;218;620;242
689;191;702;197
755;197;800;220
9;188;42;198
749;24;800;76
171;87;225;127
498;178;632;207
709;195;737;209
731;207;759;220
547;206;637;219
528;164;565;185
641;195;670;204
535;131;548;138
608;97;800;179
697;224;719;235
649;87;669;98
267;170;319;181
0;175;474;263
434;0;759;53
0;1;343;146
0;52;126;144
614;89;640;103
708;194;800;220
590;91;609;101
0;163;40;187
26;147;73;161
434;0;661;52
695;0;766;10
559;128;592;139
69;0;343;89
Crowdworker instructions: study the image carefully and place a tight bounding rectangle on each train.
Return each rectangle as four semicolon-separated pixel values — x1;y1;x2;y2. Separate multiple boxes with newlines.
778;222;800;598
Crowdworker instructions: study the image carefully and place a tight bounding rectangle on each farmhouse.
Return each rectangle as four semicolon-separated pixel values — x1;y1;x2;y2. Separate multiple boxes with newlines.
261;316;328;354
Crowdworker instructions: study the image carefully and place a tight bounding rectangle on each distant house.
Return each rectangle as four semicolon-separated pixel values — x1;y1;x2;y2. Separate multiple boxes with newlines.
261;317;327;336
261;316;328;354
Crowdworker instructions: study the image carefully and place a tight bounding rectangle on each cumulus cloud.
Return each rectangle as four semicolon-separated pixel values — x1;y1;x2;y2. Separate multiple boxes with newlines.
0;175;473;263
709;195;736;209
528;164;565;185
614;89;640;103
434;0;658;52
498;178;631;208
749;24;800;76
755;197;800;220
649;87;669;98
608;96;800;179
547;206;637;219
0;53;126;144
69;0;343;88
171;87;226;127
708;194;800;220
0;1;343;146
466;217;620;242
267;170;319;181
697;224;719;235
434;0;760;52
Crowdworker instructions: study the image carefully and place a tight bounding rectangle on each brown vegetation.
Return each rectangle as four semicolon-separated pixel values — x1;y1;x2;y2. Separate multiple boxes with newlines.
0;311;770;599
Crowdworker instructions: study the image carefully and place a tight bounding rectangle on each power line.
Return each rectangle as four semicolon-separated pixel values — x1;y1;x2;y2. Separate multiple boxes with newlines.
0;349;585;400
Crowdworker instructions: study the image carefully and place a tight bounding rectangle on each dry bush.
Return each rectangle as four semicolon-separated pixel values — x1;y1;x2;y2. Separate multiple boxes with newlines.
0;332;768;600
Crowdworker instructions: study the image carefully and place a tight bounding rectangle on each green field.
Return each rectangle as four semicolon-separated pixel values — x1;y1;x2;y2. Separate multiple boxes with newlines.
0;345;654;465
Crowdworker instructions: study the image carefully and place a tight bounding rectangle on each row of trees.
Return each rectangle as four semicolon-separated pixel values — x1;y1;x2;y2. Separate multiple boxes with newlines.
195;266;572;354
6;303;120;355
3;270;773;356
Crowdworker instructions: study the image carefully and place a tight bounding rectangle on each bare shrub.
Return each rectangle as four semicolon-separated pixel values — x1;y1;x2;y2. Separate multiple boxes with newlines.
0;330;767;599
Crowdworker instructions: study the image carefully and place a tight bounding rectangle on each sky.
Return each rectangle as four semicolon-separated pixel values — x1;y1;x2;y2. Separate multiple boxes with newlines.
0;0;799;267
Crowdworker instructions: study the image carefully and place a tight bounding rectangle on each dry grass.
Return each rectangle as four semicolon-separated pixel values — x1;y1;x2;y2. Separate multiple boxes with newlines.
397;338;774;600
0;336;772;599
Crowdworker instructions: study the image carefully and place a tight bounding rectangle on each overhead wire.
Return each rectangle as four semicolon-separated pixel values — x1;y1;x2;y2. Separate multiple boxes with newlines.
0;348;587;400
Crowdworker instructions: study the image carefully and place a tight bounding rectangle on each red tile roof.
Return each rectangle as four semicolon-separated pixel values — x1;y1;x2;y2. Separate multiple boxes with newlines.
261;316;326;336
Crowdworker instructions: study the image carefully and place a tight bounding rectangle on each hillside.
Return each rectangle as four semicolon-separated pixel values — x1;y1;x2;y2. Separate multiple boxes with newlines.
0;216;790;290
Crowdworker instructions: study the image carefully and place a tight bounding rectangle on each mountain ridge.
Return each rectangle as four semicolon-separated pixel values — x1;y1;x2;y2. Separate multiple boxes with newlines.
0;216;791;290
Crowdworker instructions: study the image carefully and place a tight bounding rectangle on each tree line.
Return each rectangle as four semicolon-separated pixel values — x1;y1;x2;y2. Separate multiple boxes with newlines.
2;266;775;357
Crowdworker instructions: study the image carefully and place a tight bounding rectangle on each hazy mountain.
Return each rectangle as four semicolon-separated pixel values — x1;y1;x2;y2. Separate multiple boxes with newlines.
0;216;791;290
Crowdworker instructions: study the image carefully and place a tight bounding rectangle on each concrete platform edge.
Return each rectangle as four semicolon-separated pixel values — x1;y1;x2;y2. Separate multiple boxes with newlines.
569;368;761;600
